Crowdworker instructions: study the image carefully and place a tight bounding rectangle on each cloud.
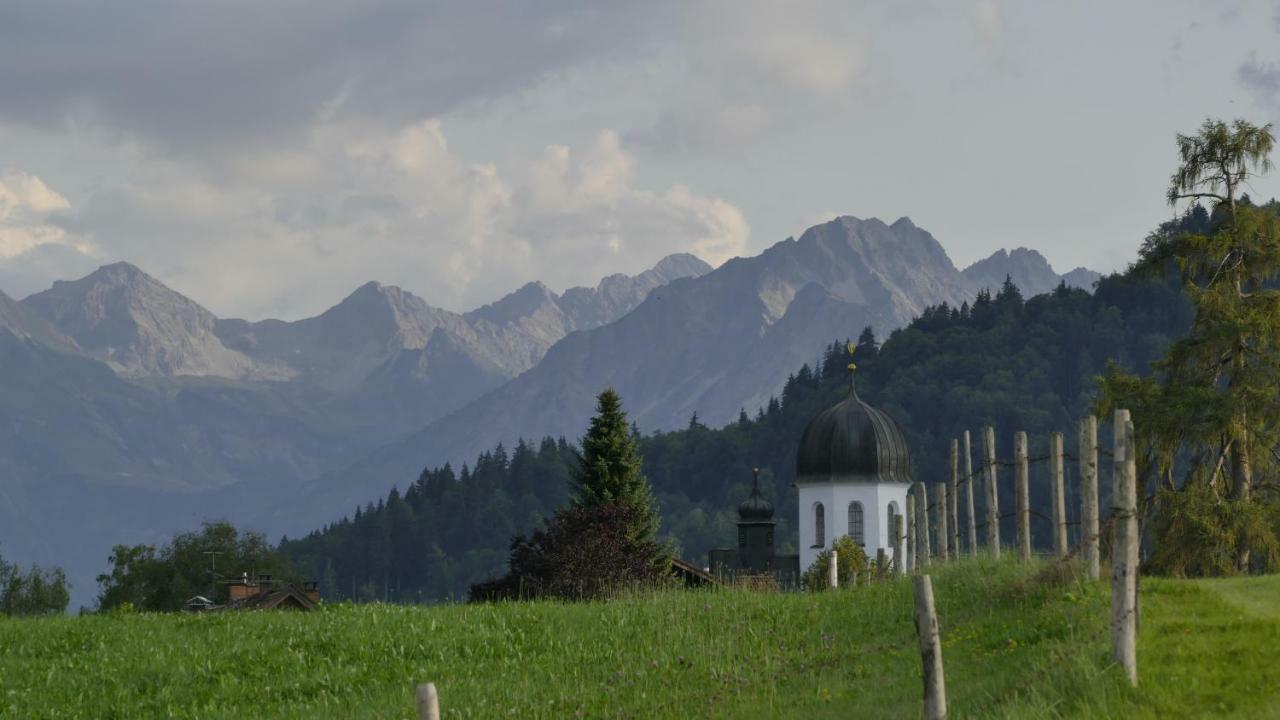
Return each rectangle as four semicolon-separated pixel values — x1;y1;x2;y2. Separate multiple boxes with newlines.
0;2;674;158
0;170;83;259
1238;52;1280;113
626;2;870;153
973;0;1005;48
31;121;747;319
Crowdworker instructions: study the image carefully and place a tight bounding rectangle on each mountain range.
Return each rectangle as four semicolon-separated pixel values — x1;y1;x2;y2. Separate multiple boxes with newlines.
0;216;1096;607
270;218;1100;532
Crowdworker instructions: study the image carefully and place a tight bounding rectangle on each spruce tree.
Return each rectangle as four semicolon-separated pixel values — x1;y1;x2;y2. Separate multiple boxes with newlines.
570;388;661;541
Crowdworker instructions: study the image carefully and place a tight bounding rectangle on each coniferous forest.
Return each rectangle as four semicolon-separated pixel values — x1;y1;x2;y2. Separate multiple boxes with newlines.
282;210;1207;601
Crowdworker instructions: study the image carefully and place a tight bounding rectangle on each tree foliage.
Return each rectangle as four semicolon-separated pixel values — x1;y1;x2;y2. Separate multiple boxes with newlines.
0;548;70;616
1102;118;1280;574
571;388;660;542
96;521;301;612
470;504;672;601
473;389;670;601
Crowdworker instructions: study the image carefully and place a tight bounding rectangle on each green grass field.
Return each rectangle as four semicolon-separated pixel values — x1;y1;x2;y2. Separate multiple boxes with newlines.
2;558;1277;719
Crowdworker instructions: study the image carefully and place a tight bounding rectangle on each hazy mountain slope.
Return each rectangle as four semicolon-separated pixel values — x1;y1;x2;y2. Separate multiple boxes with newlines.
0;288;80;353
0;256;710;606
0;324;369;608
962;248;1100;296
1061;266;1103;290
275;216;977;531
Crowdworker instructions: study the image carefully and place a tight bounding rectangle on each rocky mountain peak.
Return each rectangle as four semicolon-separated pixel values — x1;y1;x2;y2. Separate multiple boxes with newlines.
649;253;712;280
22;263;256;378
465;281;559;327
962;247;1099;297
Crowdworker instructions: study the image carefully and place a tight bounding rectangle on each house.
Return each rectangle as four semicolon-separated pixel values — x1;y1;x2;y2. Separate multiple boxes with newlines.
215;573;321;611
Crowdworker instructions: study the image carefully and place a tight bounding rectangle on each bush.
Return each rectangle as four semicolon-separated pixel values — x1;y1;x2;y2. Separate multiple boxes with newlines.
471;504;671;602
801;535;869;591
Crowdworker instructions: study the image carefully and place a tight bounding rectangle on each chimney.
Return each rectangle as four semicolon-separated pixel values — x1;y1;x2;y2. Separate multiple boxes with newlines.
303;581;320;604
228;572;253;601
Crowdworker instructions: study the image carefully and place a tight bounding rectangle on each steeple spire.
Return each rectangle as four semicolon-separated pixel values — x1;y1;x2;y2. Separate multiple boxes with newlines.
738;466;774;522
846;340;859;397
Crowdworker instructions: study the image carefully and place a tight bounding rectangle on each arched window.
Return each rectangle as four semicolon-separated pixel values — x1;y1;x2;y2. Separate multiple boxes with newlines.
848;502;865;546
813;503;825;548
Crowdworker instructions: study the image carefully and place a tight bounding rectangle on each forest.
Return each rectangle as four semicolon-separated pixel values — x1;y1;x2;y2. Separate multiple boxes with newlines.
280;209;1208;602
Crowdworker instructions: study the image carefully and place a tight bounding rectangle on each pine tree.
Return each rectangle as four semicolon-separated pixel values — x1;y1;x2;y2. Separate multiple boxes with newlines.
570;388;661;541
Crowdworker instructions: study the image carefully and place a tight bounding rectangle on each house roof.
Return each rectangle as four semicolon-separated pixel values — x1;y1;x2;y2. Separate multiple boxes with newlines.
220;586;319;612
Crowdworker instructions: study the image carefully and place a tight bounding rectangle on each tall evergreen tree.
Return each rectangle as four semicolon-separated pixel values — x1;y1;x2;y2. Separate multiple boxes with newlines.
571;388;661;540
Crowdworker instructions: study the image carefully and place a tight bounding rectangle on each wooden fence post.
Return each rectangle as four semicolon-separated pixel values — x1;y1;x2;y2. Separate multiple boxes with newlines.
1015;431;1031;562
907;491;916;573
1112;409;1138;686
829;549;839;589
984;426;1000;558
934;482;950;562
893;514;905;576
1081;415;1100;580
916;483;932;567
1051;432;1067;558
964;430;978;558
913;575;948;720
948;440;960;559
417;683;440;720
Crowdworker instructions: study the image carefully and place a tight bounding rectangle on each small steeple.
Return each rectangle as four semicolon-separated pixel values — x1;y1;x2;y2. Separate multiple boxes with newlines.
846;340;859;397
738;467;775;522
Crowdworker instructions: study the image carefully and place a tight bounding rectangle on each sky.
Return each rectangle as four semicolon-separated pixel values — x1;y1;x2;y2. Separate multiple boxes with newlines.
2;1;1279;320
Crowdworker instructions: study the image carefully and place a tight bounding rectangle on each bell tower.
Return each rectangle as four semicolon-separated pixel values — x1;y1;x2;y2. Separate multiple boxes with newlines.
736;468;776;573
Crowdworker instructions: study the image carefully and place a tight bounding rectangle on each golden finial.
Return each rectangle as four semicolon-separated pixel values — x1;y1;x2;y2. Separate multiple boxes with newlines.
846;340;858;393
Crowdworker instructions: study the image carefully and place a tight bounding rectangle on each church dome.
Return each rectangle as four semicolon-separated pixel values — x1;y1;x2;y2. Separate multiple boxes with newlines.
795;388;911;483
737;468;775;521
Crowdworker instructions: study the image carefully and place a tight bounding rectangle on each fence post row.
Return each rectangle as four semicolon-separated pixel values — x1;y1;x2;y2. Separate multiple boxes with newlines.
1111;409;1139;687
893;514;905;576
963;430;978;558
1015;431;1031;562
934;482;950;562
984;426;1000;558
948;440;960;559
1081;415;1101;580
1050;432;1067;558
913;575;948;720
906;491;916;573
916;482;932;566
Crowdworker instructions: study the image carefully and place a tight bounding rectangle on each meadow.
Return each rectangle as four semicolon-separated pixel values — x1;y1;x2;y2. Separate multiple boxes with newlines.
2;558;1277;719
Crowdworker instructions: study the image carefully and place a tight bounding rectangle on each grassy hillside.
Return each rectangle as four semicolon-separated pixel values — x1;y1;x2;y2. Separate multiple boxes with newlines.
2;559;1277;719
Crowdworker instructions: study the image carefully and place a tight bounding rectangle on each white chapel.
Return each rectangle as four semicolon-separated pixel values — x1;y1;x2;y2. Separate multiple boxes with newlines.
795;376;912;573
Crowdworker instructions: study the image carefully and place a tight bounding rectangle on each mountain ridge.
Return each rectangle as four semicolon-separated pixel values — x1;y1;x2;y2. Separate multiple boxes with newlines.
270;215;989;532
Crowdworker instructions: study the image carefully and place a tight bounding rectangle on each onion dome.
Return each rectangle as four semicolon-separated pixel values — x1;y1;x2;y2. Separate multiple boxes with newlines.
795;381;911;483
737;468;775;522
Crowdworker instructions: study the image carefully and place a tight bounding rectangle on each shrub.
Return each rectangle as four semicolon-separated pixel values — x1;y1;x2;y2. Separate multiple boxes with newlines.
802;535;869;591
471;504;671;602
